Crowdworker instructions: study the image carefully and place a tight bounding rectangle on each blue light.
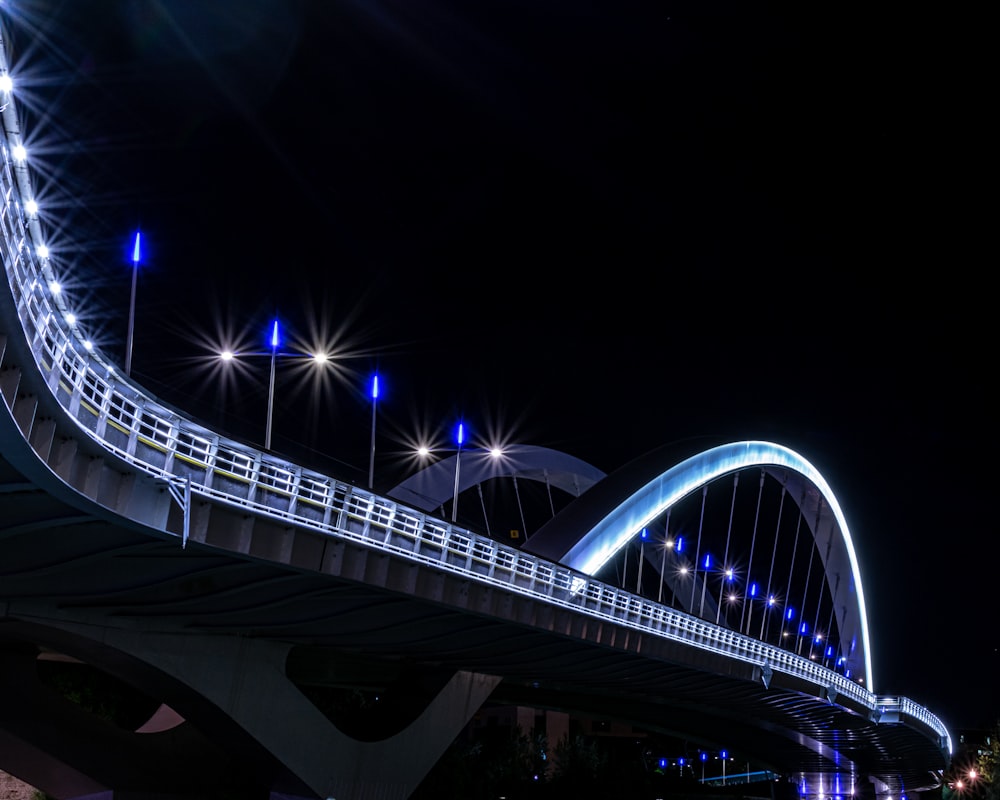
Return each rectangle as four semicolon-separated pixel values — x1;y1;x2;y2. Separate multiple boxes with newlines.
800;621;809;635
679;758;685;766
786;606;795;620
270;319;280;349
659;758;667;769
641;528;649;540
456;422;464;447
703;553;712;569
131;230;141;264
676;536;684;552
750;582;758;597
700;752;707;762
371;373;379;400
720;750;727;759
826;645;834;657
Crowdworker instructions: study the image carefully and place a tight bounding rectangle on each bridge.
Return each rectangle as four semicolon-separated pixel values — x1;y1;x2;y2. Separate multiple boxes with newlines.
0;20;951;800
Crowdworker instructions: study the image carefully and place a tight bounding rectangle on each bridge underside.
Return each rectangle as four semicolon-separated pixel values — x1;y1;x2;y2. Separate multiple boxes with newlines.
0;445;946;799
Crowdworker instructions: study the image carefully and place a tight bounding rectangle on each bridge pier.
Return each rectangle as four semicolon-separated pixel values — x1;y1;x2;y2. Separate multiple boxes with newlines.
15;620;501;799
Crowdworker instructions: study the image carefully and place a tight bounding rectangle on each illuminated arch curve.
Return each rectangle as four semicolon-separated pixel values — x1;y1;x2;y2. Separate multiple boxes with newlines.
524;440;875;692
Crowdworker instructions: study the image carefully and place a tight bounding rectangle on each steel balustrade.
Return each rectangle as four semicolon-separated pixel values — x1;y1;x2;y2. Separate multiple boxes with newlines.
0;35;951;754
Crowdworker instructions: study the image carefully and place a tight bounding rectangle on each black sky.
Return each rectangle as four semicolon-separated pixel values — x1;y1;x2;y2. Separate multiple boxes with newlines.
4;1;994;731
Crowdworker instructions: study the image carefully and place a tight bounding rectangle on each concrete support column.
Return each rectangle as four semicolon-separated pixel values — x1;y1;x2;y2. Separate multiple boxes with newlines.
60;626;500;800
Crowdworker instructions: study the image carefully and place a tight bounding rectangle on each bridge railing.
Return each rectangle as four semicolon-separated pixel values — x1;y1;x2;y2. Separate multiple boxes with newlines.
0;51;951;754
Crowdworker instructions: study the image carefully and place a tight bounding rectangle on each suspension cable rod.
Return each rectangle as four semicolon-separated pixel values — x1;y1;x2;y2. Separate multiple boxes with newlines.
716;471;739;625
689;484;708;615
760;478;788;641
740;469;766;635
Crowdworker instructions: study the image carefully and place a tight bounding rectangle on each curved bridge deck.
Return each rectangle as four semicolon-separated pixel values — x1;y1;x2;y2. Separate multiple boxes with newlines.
0;18;949;800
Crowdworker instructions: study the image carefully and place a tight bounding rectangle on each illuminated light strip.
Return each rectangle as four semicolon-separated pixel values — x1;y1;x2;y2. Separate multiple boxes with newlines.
566;440;874;694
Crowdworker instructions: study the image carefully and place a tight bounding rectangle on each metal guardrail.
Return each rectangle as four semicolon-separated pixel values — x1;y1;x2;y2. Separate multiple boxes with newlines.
0;35;951;754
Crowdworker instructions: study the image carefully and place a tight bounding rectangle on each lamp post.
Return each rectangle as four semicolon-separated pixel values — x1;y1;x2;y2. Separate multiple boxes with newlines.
411;438;506;532
699;552;713;617
451;421;464;522
636;528;647;594
218;318;328;451
264;320;280;449
368;373;379;489
744;582;759;636
124;230;141;376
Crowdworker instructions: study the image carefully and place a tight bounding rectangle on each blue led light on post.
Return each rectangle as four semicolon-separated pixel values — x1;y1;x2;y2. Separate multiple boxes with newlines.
451;421;465;522
368;373;379;489
699;552;713;617
265;319;279;450
636;527;649;594
124;230;141;376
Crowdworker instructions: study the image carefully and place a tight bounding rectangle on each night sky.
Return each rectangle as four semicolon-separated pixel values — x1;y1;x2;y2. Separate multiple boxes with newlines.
3;2;994;732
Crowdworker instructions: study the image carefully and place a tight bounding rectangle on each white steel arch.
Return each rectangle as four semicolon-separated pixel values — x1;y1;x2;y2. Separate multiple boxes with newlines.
551;441;874;692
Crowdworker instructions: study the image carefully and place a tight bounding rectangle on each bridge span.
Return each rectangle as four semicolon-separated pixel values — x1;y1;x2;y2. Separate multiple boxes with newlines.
0;20;950;800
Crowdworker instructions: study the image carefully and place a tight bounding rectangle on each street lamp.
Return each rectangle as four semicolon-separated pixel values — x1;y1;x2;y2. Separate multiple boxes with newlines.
368;372;379;489
657;510;673;604
451;421;464;522
407;436;508;532
265;319;279;449
636;528;648;595
218;318;329;450
698;551;713;617
124;230;141;376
